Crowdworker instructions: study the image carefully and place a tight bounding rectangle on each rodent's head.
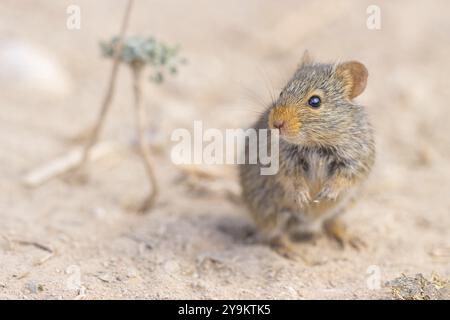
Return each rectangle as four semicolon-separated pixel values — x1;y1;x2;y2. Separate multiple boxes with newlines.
268;51;368;146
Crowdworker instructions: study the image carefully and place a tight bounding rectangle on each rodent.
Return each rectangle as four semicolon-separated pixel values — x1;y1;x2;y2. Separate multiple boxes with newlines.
239;51;375;259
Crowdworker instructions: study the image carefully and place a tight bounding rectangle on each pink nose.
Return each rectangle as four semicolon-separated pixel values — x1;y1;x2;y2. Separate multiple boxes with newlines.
272;120;285;130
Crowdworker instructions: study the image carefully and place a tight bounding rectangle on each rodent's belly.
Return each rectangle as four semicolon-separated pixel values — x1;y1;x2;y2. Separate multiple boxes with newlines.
283;174;346;226
284;188;348;234
304;197;341;220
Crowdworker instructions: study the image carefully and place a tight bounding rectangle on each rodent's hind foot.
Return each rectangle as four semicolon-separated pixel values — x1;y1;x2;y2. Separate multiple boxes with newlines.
270;240;297;261
269;236;312;264
324;218;366;251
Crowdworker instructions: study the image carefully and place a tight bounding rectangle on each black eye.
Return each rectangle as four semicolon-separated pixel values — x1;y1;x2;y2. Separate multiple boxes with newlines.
308;95;321;108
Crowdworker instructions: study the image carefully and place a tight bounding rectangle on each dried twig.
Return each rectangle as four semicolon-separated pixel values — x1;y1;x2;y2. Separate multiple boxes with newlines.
10;239;53;253
77;0;134;169
23;0;134;187
22;141;120;187
131;64;158;212
123;232;154;250
22;0;184;214
16;272;30;280
34;252;55;266
428;246;450;258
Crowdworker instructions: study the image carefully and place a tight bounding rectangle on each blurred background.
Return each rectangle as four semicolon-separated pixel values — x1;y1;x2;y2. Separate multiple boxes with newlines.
0;0;449;299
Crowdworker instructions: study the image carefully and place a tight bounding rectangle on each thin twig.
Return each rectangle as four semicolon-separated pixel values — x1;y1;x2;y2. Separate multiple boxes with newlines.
131;64;159;213
11;239;53;253
16;272;30;280
22;141;120;187
77;0;134;169
34;252;55;266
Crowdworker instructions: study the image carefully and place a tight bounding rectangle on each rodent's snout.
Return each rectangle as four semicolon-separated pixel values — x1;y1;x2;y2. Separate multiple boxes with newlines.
272;119;285;130
268;105;301;138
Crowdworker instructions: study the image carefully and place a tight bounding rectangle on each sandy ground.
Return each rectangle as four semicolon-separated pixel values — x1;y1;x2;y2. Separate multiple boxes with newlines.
0;0;449;299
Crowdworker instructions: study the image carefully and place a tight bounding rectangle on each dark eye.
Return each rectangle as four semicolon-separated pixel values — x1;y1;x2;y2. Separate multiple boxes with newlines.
308;95;321;108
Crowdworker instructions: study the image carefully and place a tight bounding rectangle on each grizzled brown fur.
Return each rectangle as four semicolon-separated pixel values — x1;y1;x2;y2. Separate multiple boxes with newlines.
239;52;375;253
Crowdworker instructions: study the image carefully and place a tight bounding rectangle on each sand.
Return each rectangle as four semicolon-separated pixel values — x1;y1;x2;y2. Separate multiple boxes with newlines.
0;0;449;299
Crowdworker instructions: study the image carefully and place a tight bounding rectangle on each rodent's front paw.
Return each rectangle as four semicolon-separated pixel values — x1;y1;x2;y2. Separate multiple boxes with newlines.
297;190;311;206
314;185;340;202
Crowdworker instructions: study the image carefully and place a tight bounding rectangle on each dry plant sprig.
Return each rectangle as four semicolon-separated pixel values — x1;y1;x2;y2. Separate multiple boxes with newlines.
23;0;185;214
100;36;186;83
98;37;185;212
78;0;135;167
23;0;134;188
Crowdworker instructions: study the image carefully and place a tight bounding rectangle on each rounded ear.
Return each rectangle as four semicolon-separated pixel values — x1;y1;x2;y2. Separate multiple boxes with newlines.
298;50;313;67
336;61;368;99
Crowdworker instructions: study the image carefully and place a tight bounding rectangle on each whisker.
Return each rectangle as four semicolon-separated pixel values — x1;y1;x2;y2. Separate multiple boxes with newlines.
257;65;278;106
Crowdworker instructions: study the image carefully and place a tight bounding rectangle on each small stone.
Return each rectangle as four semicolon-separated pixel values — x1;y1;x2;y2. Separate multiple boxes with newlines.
90;207;107;219
24;281;43;294
127;268;138;279
287;286;298;297
0;40;73;96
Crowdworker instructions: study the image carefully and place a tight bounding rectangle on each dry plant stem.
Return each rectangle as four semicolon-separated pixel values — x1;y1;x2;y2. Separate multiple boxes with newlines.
132;64;159;213
23;141;119;187
77;0;134;169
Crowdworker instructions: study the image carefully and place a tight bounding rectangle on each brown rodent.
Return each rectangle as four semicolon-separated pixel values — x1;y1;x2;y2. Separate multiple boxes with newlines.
239;51;375;259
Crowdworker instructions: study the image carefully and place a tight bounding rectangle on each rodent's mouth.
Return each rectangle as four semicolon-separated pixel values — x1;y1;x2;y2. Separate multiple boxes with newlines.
268;105;301;142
